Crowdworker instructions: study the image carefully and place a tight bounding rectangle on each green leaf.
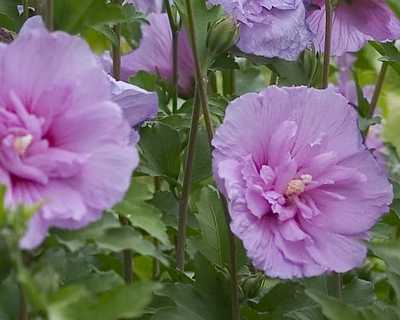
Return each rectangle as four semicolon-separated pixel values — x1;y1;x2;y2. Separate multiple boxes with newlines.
0;277;19;320
114;201;171;246
191;129;212;184
54;214;120;252
0;0;22;31
139;123;181;181
342;278;374;308
369;42;400;75
149;191;179;229
370;240;400;275
48;281;160;320
194;188;230;267
255;282;323;320
96;226;168;265
306;289;361;320
152;254;231;319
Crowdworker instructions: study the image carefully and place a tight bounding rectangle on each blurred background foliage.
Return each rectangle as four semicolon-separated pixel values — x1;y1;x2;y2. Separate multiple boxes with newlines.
1;0;400;319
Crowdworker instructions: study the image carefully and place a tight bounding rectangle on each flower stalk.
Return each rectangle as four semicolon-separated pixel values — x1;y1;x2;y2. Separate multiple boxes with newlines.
322;0;333;89
184;0;213;142
368;62;388;119
112;0;133;284
269;71;278;85
164;0;179;113
176;89;201;271
46;0;53;31
23;0;29;20
18;284;28;320
223;69;235;97
183;1;240;319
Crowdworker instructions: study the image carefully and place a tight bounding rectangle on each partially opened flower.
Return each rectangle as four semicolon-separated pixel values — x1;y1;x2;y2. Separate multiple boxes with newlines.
0;16;140;249
208;0;313;61
120;13;195;96
213;86;392;278
336;54;387;168
126;0;163;14
307;0;400;56
110;76;159;143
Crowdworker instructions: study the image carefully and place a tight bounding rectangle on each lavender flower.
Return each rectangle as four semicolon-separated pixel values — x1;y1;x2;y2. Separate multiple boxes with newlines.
307;0;400;56
336;54;387;168
208;0;313;60
0;17;140;249
116;13;195;96
212;86;393;278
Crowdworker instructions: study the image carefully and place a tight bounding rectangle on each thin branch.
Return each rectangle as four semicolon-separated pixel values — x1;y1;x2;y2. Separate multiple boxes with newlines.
164;0;179;113
269;71;278;85
176;89;201;270
221;198;240;320
223;69;235;96
184;0;213;142
153;177;161;279
112;24;121;81
322;0;333;89
18;284;28;320
334;272;343;300
183;2;240;318
23;0;29;20
112;0;133;283
368;62;388;119
119;215;134;283
46;0;53;31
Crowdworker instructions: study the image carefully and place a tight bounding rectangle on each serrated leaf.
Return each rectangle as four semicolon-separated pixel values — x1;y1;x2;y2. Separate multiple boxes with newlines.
114;201;170;246
370;240;400;275
306;289;361;320
139;123;181;181
48;281;160;320
96;226;168;265
194;188;230;266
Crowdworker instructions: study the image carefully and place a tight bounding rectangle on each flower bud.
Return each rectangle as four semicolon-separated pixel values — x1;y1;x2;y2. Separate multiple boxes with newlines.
207;16;239;57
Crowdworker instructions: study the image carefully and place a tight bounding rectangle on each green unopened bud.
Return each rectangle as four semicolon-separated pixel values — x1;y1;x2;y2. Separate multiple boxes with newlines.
207;16;239;57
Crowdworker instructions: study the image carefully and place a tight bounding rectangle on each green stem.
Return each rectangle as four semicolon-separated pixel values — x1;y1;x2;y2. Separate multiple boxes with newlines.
322;1;342;298
112;1;133;283
209;72;218;94
223;69;235;97
184;3;239;318
176;89;201;271
46;0;53;31
368;62;388;119
153;177;161;279
112;24;121;81
119;216;134;283
164;0;179;113
334;273;343;300
269;71;278;85
18;284;28;320
184;0;213;142
221;199;240;320
23;0;29;20
322;0;333;89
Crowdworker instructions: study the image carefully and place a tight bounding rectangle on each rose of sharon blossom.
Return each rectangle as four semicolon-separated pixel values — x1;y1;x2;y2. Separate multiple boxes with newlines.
120;13;195;96
307;0;400;56
0;17;140;249
208;0;313;61
213;86;393;278
126;0;163;14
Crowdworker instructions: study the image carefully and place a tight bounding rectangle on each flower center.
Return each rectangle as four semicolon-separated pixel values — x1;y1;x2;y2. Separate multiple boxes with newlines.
13;134;33;156
285;174;312;197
